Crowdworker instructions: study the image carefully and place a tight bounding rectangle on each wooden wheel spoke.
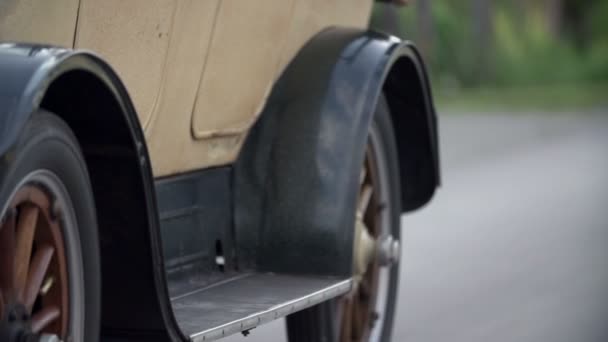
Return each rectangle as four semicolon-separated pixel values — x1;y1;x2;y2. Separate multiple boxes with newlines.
358;184;373;215
0;213;16;297
24;244;54;311
359;276;371;297
352;296;365;340
359;167;367;186
340;297;353;342
30;306;60;333
15;206;39;300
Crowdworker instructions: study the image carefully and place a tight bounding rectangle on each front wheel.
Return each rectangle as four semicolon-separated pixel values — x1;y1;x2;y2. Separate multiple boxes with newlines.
0;112;101;342
287;96;402;342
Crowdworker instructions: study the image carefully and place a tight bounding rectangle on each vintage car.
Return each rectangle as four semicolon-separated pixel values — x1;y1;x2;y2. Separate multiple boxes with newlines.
0;1;439;341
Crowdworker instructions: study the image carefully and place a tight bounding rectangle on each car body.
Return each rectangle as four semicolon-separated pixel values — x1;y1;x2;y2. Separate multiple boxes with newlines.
2;0;373;175
0;1;439;341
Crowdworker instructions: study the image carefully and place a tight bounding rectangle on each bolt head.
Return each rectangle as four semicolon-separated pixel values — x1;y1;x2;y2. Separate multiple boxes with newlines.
378;235;400;266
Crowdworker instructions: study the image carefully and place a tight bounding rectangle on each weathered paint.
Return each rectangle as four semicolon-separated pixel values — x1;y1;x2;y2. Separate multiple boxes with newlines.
0;0;79;47
0;0;373;176
74;0;178;130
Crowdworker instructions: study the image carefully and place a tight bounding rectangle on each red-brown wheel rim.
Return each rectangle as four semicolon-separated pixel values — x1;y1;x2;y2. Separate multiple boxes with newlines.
0;171;84;341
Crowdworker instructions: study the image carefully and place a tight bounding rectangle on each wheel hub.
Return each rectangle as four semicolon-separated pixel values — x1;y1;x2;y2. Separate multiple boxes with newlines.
377;235;400;267
0;309;29;342
353;216;400;277
0;308;45;342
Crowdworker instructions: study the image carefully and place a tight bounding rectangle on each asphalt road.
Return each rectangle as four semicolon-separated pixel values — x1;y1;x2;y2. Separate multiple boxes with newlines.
225;110;608;342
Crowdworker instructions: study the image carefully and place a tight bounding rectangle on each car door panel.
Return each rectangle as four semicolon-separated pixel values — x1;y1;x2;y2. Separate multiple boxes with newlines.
75;0;176;130
279;0;372;69
1;0;372;177
142;0;220;176
191;0;296;139
0;0;79;47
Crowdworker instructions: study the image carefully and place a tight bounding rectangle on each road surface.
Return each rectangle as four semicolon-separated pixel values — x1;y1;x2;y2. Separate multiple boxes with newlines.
225;110;608;342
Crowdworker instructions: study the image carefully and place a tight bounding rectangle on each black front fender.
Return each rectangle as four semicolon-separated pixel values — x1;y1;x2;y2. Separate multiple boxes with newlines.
0;45;134;154
0;43;182;341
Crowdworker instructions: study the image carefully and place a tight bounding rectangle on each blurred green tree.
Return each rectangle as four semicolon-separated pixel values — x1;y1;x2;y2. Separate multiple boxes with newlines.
371;0;608;90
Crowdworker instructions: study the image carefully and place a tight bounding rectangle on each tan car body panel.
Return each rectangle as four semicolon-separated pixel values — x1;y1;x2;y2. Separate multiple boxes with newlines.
0;0;79;47
1;0;372;177
191;1;294;139
75;0;178;130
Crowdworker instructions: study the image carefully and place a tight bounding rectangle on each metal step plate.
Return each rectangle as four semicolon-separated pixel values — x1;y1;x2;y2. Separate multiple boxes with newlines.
171;273;352;341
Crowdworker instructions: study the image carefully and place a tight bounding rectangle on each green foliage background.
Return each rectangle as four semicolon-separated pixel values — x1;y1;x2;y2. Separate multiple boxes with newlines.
371;1;608;109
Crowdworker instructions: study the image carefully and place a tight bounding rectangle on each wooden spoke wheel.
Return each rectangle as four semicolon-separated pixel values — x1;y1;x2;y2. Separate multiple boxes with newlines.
0;113;100;342
339;143;386;342
338;109;400;342
0;184;70;338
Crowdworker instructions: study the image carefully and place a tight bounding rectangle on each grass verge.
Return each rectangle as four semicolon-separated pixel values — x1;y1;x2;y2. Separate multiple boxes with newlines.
435;83;608;113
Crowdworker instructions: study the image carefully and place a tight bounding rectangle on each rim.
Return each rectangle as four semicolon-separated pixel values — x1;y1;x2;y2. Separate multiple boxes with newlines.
0;171;84;342
339;123;393;342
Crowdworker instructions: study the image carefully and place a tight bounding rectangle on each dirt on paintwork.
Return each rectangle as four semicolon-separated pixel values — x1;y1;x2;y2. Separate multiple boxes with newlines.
0;0;18;21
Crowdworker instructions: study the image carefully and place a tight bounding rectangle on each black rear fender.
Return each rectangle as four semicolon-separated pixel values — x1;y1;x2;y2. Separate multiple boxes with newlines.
234;29;440;277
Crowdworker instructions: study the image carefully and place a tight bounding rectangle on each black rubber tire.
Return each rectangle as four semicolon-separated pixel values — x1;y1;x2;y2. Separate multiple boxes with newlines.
0;111;101;341
286;95;402;342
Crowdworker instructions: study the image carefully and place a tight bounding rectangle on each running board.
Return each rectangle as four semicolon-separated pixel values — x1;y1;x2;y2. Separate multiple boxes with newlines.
170;273;352;341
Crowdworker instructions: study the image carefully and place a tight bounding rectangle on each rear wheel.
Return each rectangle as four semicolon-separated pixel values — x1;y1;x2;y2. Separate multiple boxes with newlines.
0;112;100;342
287;96;402;342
